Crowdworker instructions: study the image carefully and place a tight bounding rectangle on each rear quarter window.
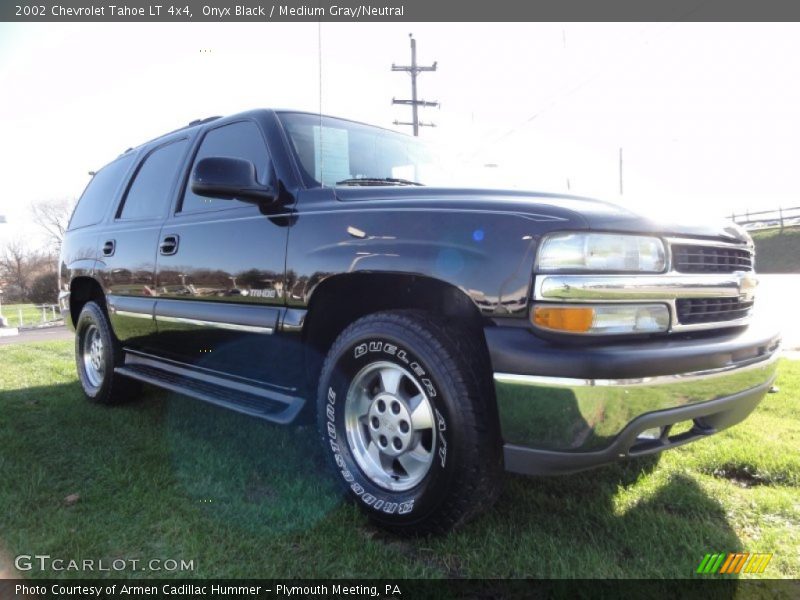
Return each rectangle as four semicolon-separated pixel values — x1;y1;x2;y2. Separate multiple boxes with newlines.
69;154;135;230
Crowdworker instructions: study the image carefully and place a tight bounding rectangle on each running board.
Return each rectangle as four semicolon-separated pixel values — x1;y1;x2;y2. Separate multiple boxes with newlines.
116;353;304;424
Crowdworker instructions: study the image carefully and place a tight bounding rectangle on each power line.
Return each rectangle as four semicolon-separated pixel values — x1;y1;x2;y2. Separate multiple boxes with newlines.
392;34;438;136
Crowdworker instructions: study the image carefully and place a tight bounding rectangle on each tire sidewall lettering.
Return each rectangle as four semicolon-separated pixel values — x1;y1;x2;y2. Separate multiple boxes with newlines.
326;337;451;516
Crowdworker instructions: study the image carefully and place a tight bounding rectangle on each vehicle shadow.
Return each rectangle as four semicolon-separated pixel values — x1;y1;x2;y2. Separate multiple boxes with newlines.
422;460;743;584
0;379;744;582
162;385;743;582
161;387;342;537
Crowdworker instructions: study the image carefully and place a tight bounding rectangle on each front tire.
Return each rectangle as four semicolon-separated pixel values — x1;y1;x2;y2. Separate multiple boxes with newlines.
75;301;140;404
317;310;502;535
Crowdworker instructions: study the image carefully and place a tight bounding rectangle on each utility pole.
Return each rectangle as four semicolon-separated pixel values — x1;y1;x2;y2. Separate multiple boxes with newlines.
392;34;438;135
619;147;624;195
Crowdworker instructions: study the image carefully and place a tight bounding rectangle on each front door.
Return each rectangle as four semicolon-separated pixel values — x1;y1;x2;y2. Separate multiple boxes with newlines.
153;120;293;388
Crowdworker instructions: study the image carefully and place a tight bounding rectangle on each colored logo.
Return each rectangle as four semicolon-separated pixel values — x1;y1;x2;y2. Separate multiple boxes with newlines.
696;552;772;575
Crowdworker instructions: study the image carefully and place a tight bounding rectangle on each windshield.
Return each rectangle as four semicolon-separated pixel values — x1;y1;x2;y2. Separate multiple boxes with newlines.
278;112;449;187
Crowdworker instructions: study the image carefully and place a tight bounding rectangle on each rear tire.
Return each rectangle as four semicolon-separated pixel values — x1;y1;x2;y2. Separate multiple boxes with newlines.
75;301;140;404
317;310;502;535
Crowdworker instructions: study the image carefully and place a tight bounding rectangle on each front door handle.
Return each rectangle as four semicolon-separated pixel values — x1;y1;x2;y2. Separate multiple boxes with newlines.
102;240;115;256
159;234;179;256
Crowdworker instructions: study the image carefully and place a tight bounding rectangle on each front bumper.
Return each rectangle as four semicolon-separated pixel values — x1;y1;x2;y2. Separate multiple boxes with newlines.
487;323;781;475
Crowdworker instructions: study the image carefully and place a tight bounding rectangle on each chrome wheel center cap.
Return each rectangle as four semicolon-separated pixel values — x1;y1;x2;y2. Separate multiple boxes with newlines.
344;361;436;491
368;393;413;457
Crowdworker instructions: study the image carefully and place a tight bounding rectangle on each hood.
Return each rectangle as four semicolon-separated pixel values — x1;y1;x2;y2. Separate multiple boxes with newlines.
332;186;751;244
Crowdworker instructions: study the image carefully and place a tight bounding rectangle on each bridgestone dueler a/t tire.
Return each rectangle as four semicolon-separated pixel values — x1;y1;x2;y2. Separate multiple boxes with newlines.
317;310;503;535
75;301;140;405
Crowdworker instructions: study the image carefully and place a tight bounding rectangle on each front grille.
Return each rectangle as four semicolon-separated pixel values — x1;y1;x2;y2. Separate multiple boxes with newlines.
676;298;754;325
671;244;753;273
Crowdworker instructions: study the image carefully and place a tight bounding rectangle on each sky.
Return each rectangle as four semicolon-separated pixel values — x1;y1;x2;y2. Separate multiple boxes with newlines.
1;22;799;248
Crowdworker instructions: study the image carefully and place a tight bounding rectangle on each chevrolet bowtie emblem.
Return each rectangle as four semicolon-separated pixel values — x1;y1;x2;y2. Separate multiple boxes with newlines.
736;270;757;302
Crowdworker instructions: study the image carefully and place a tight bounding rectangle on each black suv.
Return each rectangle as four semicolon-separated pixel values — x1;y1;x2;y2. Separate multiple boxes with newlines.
60;109;780;534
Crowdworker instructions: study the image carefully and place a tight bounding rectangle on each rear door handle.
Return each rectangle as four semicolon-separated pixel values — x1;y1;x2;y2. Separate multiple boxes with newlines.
159;234;179;256
102;240;115;256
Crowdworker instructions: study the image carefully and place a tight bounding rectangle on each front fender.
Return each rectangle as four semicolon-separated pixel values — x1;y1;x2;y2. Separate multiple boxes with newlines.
286;199;573;318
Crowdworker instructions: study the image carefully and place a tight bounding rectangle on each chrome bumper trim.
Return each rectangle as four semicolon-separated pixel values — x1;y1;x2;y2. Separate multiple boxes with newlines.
493;349;779;453
494;349;779;388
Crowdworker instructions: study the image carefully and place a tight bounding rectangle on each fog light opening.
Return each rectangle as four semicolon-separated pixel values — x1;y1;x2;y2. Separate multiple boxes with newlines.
668;420;695;438
636;427;662;441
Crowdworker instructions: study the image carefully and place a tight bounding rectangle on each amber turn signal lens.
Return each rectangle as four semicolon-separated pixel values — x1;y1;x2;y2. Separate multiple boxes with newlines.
532;306;595;333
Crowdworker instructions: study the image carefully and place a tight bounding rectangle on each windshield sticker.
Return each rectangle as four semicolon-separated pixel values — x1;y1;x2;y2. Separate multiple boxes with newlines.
391;164;416;181
313;126;350;185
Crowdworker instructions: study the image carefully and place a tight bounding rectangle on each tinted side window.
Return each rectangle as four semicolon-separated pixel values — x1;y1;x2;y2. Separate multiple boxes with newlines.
68;154;134;230
119;139;188;221
181;121;270;213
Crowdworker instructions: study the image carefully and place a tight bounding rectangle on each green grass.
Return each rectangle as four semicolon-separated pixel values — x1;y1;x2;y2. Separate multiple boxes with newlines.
0;303;60;328
0;341;798;581
752;226;800;273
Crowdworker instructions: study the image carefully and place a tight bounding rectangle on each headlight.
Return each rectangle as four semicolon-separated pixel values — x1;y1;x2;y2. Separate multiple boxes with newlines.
536;233;666;273
532;304;670;335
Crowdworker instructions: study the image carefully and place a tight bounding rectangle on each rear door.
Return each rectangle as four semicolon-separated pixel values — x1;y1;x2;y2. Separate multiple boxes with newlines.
153;120;292;386
96;137;191;351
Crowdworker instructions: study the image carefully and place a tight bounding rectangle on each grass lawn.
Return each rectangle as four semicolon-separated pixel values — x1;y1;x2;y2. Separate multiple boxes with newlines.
752;226;800;273
0;340;798;581
0;303;60;328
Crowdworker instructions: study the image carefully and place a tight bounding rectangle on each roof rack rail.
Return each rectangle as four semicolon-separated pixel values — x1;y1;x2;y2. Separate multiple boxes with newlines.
122;115;224;156
156;115;222;138
188;116;222;127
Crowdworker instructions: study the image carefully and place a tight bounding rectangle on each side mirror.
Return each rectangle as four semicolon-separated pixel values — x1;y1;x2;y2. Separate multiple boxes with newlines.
190;157;275;204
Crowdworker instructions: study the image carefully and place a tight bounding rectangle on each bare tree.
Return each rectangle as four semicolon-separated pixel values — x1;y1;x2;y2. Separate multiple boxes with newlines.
30;198;73;249
0;237;58;303
0;238;35;301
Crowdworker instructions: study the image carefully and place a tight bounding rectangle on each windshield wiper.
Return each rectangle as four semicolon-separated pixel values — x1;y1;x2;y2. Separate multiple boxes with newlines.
334;177;423;186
